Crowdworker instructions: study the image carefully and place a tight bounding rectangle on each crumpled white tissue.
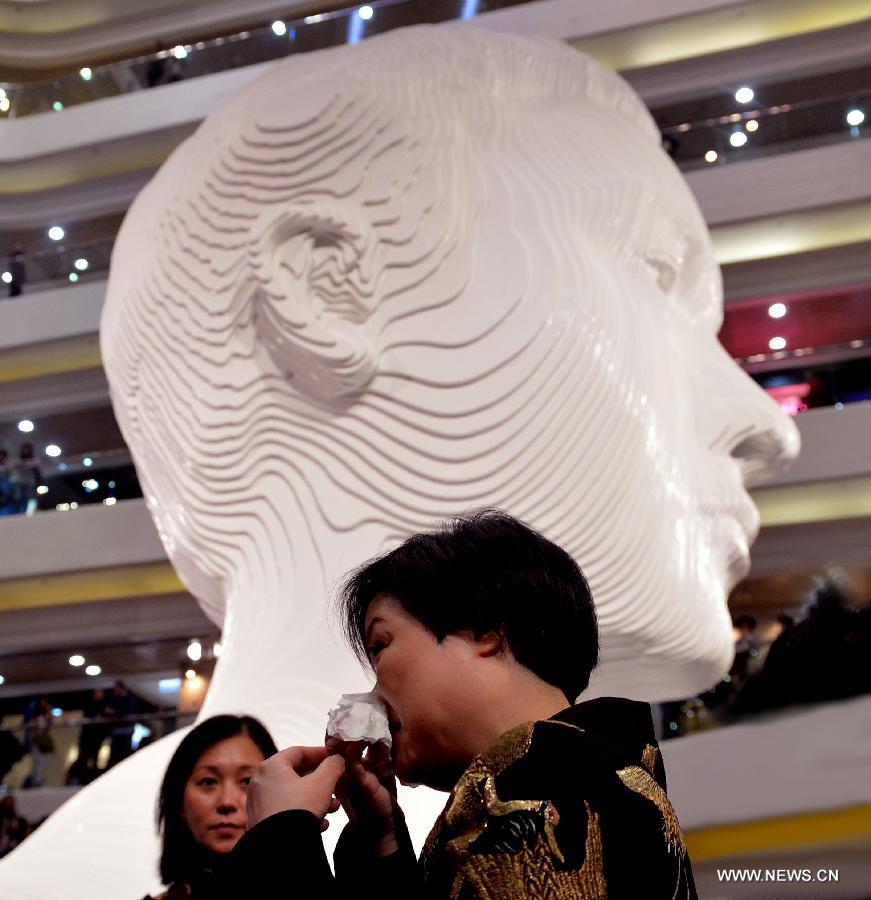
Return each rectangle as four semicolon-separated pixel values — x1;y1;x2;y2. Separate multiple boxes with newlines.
326;691;392;748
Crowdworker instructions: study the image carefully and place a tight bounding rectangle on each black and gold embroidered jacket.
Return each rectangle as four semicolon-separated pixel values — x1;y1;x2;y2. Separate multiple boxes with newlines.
231;697;697;899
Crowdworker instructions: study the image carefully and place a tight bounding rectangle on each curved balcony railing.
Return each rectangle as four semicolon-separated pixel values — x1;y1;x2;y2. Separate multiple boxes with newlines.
0;447;142;517
0;0;531;119
658;87;870;171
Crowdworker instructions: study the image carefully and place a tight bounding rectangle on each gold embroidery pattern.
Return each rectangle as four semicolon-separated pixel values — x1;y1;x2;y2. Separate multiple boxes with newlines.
641;742;660;774
458;802;606;900
615;764;685;855
422;721;607;899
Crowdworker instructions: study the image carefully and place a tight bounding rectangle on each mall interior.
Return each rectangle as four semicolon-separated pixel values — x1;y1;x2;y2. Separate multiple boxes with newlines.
0;1;870;898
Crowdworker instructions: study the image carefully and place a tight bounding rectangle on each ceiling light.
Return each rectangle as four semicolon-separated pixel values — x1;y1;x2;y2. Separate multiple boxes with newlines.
358;5;374;19
45;444;62;457
846;108;865;127
735;86;754;104
48;226;65;241
52;708;63;717
70;501;78;509
185;668;197;680
69;654;85;667
704;150;718;163
0;98;10;113
82;479;99;491
0;88;5;100
159;677;182;692
83;457;93;467
187;640;202;662
69;273;79;283
768;302;787;318
80;67;93;81
172;45;188;60
304;13;326;23
36;485;49;495
745;119;759;132
74;258;89;271
103;497;117;506
0;674;5;686
85;664;101;676
769;336;787;351
1;272;11;284
52;101;64;112
729;131;748;148
18;419;34;433
271;20;287;36
213;641;223;658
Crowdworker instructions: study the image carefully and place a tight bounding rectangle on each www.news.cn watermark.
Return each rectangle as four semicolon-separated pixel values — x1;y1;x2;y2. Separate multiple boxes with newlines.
718;868;840;884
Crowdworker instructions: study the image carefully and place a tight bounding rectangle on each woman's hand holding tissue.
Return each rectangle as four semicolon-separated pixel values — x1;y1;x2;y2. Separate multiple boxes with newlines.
247;745;345;830
327;738;403;858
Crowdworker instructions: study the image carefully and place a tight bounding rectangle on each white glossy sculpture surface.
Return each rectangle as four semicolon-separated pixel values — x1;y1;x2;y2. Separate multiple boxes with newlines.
0;24;798;899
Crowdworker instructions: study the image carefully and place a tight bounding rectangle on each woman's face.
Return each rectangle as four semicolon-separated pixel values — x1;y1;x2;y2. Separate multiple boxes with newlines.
181;733;265;855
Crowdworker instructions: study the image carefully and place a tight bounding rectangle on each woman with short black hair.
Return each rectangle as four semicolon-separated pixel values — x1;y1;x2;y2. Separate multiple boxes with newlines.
144;714;277;900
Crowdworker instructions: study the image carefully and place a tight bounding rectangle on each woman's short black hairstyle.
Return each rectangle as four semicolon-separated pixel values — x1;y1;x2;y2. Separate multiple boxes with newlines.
157;714;277;886
340;509;599;702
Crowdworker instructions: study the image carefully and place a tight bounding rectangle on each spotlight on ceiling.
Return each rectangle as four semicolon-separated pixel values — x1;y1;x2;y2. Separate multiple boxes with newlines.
846;108;865;127
45;444;62;458
173;45;188;60
85;664;102;676
187;640;202;662
48;226;65;241
74;258;89;271
704;150;718;163
271;20;287;36
358;5;374;19
735;86;754;104
769;336;787;351
768;302;787;319
729;131;748;148
80;67;93;81
745;119;759;132
18;419;34;433
69;654;85;667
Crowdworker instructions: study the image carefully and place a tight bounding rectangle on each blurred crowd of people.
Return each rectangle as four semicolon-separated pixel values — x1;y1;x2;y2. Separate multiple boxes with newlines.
0;443;39;516
0;682;143;792
661;577;871;738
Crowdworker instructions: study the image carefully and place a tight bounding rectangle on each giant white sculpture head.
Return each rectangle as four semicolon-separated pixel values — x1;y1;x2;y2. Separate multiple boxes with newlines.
0;24;799;900
102;24;799;709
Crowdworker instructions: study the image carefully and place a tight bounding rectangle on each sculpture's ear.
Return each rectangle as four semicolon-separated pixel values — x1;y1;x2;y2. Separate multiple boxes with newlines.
248;203;379;403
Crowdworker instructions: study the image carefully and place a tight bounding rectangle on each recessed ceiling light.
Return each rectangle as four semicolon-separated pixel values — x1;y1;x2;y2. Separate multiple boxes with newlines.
846;108;865;127
729;131;748;148
48;226;65;241
45;444;62;457
69;654;85;667
769;336;787;351
173;45;188;60
358;5;374;19
745;119;759;132
80;67;93;81
271;20;287;35
85;664;101;676
735;86;754;104
74;258;89;271
18;419;34;433
768;302;787;319
187;640;202;662
185;668;197;680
